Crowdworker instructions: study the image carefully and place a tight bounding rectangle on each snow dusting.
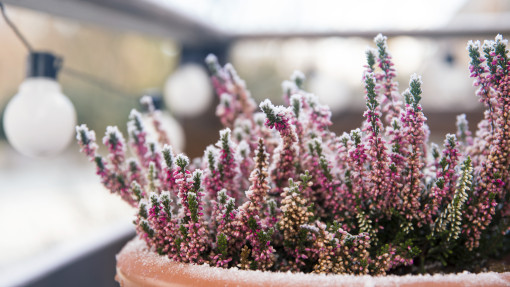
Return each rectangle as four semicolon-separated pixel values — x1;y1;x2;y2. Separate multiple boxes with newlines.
118;238;510;287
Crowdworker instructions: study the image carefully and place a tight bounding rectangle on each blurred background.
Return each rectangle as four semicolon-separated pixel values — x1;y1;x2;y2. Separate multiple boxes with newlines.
0;0;509;285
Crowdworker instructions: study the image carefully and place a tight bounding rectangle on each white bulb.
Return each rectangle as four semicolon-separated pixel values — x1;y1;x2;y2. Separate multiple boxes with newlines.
164;64;213;117
3;78;77;157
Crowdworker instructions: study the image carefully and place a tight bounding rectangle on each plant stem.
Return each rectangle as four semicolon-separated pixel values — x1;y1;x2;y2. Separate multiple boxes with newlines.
420;253;426;274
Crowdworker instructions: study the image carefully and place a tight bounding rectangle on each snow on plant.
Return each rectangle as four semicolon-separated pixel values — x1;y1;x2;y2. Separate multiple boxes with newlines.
77;34;510;275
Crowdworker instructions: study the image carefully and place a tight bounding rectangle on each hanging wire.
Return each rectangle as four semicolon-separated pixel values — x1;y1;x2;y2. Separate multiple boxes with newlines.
0;1;139;102
60;65;139;102
0;2;33;52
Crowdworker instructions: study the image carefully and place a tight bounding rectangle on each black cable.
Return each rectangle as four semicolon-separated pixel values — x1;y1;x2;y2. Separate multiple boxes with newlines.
61;66;138;101
0;2;33;52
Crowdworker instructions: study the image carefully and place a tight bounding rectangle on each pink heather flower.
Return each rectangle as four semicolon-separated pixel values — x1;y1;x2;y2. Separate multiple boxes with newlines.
203;128;242;201
206;55;257;128
373;34;401;125
260;99;298;195
140;95;172;146
127;109;150;168
103;126;127;173
76;35;510;275
76;124;98;158
456;114;473;148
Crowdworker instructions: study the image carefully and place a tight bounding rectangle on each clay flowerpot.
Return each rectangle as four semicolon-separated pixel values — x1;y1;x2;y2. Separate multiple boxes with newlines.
116;238;510;287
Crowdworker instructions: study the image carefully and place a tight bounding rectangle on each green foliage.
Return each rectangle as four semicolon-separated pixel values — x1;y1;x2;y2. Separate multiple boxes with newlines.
218;189;228;205
257;228;274;248
139;202;148;219
248;216;258;231
217;233;228;257
365;49;376;71
350;129;361;146
150;193;160;215
207;148;216;172
94;155;105;171
291;96;301;118
108;132;119;148
78;129;91;145
162;146;174;168
175;155;189;172
188;192;199;223
148;162;156;192
160;193;172;218
140;220;154;238
260;100;284;126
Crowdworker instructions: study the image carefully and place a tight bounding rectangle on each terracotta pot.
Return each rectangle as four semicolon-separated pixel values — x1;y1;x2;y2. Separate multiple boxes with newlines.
116;238;510;287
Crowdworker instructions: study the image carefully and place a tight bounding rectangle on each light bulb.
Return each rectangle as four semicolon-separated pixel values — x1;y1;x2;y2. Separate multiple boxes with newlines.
164;63;212;117
3;52;77;157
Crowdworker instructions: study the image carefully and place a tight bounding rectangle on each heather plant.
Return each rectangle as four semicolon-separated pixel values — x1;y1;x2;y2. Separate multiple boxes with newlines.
77;34;510;275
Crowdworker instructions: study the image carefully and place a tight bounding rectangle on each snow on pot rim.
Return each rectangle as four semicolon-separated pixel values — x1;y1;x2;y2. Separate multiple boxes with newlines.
116;238;510;287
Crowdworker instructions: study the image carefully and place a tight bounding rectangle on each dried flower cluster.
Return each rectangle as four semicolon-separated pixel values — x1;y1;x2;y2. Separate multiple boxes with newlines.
77;34;510;275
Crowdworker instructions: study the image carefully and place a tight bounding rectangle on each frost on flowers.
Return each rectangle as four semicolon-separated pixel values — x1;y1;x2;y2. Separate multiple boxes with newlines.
78;35;510;275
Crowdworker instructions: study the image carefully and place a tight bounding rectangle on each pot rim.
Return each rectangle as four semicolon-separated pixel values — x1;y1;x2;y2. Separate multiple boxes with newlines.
116;237;510;287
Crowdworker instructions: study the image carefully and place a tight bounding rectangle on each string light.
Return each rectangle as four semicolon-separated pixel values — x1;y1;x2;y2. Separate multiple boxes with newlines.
0;2;160;156
1;2;77;157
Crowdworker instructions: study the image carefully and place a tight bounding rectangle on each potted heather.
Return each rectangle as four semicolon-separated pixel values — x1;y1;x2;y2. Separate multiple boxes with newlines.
76;35;510;286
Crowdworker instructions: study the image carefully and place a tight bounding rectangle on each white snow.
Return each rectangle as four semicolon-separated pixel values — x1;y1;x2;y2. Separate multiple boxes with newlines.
374;33;388;48
282;80;297;93
410;73;423;86
291;70;306;84
444;134;457;146
466;40;481;51
205;54;217;66
495;34;508;46
140;95;155;112
104;126;126;147
237;140;250;156
254;112;267;126
75;124;96;142
364;71;375;81
175;154;190;167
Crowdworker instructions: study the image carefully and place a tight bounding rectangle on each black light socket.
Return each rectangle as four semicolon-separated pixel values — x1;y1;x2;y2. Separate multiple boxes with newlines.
140;91;165;111
26;52;62;80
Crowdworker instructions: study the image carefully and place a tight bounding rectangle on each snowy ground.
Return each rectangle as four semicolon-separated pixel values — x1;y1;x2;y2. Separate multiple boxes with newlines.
0;142;134;281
